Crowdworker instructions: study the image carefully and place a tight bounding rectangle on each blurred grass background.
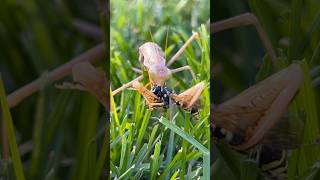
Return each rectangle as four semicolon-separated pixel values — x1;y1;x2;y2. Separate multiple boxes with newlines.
0;0;107;179
110;0;210;179
213;0;320;179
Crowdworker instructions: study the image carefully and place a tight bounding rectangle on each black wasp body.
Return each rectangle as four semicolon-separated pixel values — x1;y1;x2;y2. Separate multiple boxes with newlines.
151;85;200;115
151;85;172;108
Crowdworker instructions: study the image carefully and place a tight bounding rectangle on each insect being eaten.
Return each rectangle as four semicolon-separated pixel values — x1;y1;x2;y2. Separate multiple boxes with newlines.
112;32;206;114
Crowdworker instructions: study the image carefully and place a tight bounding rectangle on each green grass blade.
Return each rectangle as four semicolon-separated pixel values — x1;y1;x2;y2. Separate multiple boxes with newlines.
95;128;108;180
158;117;209;155
118;164;135;180
158;116;210;179
132;143;148;165
135;110;151;151
73;95;99;180
288;0;303;60
150;140;162;180
0;75;26;180
159;150;182;179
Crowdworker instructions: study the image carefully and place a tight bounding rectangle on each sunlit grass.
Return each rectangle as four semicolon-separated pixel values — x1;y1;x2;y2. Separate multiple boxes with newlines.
110;0;210;179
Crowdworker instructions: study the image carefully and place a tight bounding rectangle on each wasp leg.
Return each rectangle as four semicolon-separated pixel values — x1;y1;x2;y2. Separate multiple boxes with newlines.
170;81;205;109
148;102;165;110
211;13;276;63
170;65;196;80
167;32;200;66
132;81;164;109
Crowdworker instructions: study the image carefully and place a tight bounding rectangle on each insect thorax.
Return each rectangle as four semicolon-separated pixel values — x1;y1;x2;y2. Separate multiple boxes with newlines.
151;85;172;108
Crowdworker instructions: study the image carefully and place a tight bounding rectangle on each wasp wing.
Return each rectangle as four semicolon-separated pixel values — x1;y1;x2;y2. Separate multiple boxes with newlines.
132;81;163;109
170;81;205;110
214;64;304;150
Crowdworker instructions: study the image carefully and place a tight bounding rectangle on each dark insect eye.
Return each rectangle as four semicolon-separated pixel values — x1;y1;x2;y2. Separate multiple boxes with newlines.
152;86;161;96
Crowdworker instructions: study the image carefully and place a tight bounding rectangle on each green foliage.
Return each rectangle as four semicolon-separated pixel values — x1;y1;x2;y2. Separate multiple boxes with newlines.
0;1;107;179
110;0;210;179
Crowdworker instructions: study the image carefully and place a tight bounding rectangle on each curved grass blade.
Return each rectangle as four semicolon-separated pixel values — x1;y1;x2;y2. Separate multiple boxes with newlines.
0;76;26;180
158;116;210;179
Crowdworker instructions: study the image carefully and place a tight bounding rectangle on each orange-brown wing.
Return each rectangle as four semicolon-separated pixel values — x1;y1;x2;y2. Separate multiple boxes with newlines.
170;81;205;109
214;64;304;150
132;81;162;107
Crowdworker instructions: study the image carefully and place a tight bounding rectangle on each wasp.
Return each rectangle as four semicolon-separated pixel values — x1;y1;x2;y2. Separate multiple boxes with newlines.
211;13;320;179
112;32;205;113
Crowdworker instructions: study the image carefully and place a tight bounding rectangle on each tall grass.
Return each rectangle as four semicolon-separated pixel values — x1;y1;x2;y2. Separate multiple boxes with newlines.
0;1;107;179
0;76;25;180
110;0;210;179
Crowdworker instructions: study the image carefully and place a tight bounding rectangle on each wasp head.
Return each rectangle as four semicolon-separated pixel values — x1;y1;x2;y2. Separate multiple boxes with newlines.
151;85;172;108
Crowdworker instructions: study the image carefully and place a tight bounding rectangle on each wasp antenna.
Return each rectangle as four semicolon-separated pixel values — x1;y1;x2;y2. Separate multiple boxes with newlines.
149;28;155;43
165;26;170;60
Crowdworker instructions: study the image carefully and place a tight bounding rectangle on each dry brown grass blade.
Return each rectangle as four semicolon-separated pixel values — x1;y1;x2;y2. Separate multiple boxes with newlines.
7;43;105;108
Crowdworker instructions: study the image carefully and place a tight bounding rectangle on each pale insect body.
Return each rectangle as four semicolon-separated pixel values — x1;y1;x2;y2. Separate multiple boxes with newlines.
138;42;171;86
113;32;205;112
